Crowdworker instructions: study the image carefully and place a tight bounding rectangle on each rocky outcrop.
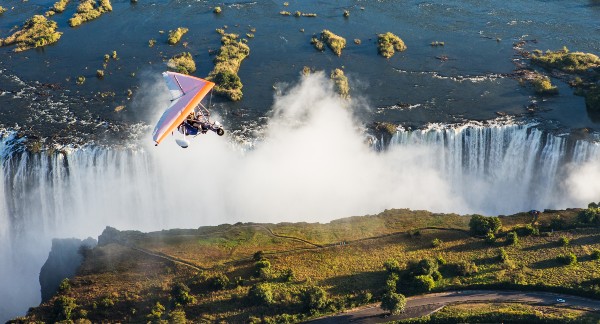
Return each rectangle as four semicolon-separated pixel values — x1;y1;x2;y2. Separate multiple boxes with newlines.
39;237;96;302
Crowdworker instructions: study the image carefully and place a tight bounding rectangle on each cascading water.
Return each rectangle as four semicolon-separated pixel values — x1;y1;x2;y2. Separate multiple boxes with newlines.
391;122;599;214
1;74;599;320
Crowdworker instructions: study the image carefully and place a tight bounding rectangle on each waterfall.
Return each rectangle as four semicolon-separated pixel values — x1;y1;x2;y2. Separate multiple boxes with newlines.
0;122;598;320
391;123;599;214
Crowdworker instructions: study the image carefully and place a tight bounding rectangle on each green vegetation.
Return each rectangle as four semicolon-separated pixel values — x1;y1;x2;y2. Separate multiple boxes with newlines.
96;70;104;78
531;76;558;95
469;215;502;236
207;33;250;101
381;292;406;315
354;39;361;45
559;236;570;246
213;6;222;14
530;47;600;109
431;238;442;248
531;47;600;73
280;11;291;16
343;10;350;18
400;303;600;323
46;0;71;16
558;252;577;265
53;296;77;321
76;76;85;85
318;30;346;56
0;15;62;52
377;32;406;58
311;37;325;52
14;207;600;323
0;6;7;14
167;27;188;45
68;0;112;27
506;231;519;246
167;52;196;75
330;68;349;99
148;39;156;47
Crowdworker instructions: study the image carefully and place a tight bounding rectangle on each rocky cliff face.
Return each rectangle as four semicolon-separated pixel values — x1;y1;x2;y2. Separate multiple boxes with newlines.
39;237;97;302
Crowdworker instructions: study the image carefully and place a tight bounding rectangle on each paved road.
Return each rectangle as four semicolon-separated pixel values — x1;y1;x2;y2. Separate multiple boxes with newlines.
307;290;600;323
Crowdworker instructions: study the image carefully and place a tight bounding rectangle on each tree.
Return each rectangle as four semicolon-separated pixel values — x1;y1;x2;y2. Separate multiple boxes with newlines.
302;286;328;313
248;283;273;305
208;273;230;290
168;308;187;323
171;282;195;306
431;238;442;248
411;275;435;292
469;215;502;236
454;261;478;276
254;259;271;279
54;296;77;320
558;236;570;247
411;258;438;276
506;231;519;246
380;292;406;315
385;273;399;293
383;259;401;273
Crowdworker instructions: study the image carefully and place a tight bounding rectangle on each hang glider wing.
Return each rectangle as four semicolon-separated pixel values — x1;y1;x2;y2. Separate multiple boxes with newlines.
152;72;215;145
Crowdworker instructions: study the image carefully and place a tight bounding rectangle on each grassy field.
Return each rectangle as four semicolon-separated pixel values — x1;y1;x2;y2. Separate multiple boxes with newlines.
399;302;600;323
11;208;600;323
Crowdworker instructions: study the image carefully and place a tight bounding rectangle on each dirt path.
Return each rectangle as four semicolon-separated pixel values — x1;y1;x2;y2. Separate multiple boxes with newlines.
306;290;600;323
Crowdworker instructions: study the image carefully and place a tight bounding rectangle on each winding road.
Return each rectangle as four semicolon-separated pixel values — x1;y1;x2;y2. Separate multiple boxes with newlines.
306;290;600;323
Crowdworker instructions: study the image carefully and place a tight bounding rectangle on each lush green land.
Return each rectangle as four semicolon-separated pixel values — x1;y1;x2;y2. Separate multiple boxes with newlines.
10;206;600;323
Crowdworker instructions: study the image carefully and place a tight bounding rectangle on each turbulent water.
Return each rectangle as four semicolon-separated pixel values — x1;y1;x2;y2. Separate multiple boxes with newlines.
1;0;600;320
1;74;600;319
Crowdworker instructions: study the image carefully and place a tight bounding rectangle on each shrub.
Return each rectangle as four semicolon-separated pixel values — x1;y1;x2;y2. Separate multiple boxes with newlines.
380;292;406;315
147;301;165;320
68;0;112;27
578;207;600;225
431;238;442;248
343;10;350;17
100;296;114;308
485;232;496;244
498;248;509;263
558;253;577;265
531;48;600;73
330;68;349;99
1;15;62;52
148;39;156;47
320;30;346;56
384;259;401;273
54;296;77;320
515;224;539;236
168;308;187;323
96;70;104;78
254;259;271;278
207;32;249;101
431;270;443;281
168;27;188;45
248;283;273;305
76;76;86;85
58;278;71;292
311;37;325;51
302;286;328;313
0;6;6;14
208;273;229;290
171;282;195;306
411;258;438;276
280;268;294;282
385;273;399;293
591;249;600;260
531;76;558;95
506;231;519;246
411;275;435;292
469;215;502;236
436;256;447;266
168;52;196;75
377;32;406;58
253;250;265;261
213;6;221;14
454;261;478;276
558;236;570;247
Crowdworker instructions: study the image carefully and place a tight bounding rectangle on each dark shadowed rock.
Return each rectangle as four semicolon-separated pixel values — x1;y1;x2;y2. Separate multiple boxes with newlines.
39;237;96;302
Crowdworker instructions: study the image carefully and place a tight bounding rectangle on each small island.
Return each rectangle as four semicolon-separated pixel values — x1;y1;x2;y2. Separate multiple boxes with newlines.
68;0;112;27
0;15;62;52
207;32;250;101
377;32;407;58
